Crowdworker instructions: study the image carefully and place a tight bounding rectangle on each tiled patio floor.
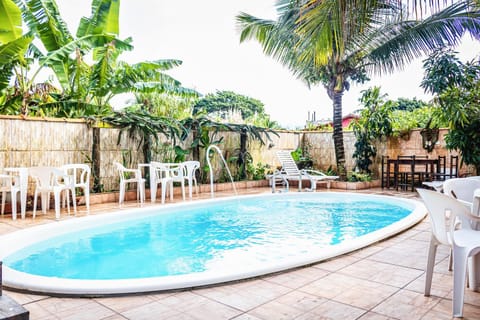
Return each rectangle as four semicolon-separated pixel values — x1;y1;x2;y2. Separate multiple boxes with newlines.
1;187;480;319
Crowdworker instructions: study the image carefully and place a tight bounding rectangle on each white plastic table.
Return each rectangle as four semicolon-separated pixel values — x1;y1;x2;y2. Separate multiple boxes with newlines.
139;162;184;203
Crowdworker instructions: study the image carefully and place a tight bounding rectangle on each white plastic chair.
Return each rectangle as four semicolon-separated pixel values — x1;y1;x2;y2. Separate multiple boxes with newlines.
4;167;28;219
418;188;480;318
181;161;200;199
149;162;174;204
168;163;186;201
114;162;145;206
443;178;480;210
29;167;72;220
417;188;454;296
0;173;20;220
150;162;186;203
61;164;91;213
449;197;480;317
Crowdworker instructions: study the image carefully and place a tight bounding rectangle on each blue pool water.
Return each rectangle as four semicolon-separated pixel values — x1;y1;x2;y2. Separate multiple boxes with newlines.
4;193;413;281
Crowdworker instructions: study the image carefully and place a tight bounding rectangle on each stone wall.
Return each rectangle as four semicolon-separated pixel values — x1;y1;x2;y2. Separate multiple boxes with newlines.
373;128;472;178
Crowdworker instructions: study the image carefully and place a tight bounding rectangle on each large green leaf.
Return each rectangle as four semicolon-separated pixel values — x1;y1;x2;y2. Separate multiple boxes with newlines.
77;0;120;37
0;35;31;64
39;34;132;67
24;0;73;51
37;33;131;91
0;36;32;90
0;0;23;44
90;41;117;97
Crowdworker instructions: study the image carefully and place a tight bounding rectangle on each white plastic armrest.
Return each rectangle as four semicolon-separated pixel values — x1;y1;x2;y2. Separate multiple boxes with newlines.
451;210;480;233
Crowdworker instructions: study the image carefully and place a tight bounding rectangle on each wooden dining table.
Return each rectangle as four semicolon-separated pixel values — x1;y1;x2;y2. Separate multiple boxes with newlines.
385;157;440;189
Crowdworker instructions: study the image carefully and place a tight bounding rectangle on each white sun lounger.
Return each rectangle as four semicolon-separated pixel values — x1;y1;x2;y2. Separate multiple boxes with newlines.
270;150;339;191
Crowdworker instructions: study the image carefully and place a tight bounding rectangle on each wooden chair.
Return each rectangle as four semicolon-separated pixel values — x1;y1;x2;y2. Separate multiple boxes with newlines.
381;155;395;189
396;155;428;191
431;155;459;181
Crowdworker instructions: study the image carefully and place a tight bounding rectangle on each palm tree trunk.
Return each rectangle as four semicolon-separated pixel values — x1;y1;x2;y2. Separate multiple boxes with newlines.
92;127;102;192
332;90;347;180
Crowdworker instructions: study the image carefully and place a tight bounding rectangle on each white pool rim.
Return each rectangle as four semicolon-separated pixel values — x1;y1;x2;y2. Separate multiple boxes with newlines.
0;192;426;296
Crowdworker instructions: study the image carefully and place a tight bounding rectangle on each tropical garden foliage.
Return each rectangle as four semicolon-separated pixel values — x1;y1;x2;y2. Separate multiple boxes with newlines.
352;87;393;174
237;0;480;179
0;0;280;187
421;48;480;174
193;90;281;129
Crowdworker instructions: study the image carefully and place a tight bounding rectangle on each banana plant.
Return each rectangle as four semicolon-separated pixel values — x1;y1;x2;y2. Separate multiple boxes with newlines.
1;0;132;116
0;0;33;100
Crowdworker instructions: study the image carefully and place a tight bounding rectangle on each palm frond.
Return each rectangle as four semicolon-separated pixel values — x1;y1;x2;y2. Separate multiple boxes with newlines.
363;1;480;75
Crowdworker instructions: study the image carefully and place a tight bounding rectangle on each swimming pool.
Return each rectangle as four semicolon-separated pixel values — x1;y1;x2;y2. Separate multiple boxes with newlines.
0;192;425;296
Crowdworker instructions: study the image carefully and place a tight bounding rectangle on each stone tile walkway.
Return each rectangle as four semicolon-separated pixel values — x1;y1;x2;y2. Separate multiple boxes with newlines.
1;187;480;319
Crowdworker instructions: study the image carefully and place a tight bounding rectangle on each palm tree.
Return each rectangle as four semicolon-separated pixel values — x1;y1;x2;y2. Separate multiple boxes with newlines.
237;0;480;178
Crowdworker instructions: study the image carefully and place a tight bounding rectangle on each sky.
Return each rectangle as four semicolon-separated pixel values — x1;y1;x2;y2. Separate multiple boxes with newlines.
55;0;480;129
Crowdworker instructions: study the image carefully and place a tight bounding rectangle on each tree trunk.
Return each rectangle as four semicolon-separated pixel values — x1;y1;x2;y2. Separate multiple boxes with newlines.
92;127;102;192
142;135;152;188
332;90;347;180
238;128;248;180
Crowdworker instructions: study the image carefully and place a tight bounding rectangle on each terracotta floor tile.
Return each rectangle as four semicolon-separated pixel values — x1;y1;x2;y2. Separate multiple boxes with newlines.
367;241;440;270
120;301;182;320
230;314;263;320
339;259;424;288
300;300;366;320
195;284;275;311
421;299;455;320
356;311;396;320
4;291;49;305
28;299;115;320
348;244;386;259
405;272;453;298
314;254;360;272
274;290;328;312
264;266;329;289
98;315;129;320
21;301;57;320
333;282;399;310
31;297;97;315
234;279;291;301
3;187;480;319
95;295;157;313
423;298;480;319
156;292;211;312
248;300;306;320
372;289;440;320
182;298;242;320
299;273;356;299
55;303;115;320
